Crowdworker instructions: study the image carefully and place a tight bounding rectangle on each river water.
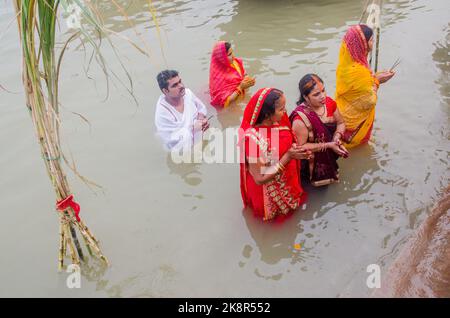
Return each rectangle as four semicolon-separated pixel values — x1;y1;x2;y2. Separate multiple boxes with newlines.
0;0;449;297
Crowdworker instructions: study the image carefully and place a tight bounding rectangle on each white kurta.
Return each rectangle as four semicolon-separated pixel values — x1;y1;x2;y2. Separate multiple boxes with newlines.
155;88;207;151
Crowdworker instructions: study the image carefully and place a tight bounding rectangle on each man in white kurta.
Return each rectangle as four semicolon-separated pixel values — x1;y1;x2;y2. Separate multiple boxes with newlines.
155;70;208;151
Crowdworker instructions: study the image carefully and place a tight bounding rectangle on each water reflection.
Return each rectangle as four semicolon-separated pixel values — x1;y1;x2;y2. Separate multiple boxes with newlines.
217;0;361;76
214;99;246;129
432;24;450;104
383;0;423;27
166;153;203;186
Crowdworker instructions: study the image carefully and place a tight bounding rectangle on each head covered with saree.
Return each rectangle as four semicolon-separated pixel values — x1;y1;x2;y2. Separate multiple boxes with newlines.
342;24;372;68
209;41;246;107
239;87;290;135
335;24;378;148
239;88;304;221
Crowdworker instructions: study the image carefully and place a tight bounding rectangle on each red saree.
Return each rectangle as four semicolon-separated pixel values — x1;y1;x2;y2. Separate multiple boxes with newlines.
209;41;245;107
239;88;307;221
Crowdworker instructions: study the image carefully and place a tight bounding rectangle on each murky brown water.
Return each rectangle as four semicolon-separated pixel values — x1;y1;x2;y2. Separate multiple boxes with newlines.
0;0;449;297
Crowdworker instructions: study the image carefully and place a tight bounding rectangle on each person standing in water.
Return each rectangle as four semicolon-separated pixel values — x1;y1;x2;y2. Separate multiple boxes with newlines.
155;70;209;151
209;41;255;108
290;74;348;187
335;24;395;148
239;88;309;221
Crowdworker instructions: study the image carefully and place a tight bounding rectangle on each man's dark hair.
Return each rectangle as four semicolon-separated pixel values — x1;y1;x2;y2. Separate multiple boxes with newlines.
157;70;179;91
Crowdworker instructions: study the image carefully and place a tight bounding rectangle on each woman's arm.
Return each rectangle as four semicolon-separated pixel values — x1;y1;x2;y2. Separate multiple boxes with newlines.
292;119;329;152
248;151;292;185
292;118;348;156
332;108;346;143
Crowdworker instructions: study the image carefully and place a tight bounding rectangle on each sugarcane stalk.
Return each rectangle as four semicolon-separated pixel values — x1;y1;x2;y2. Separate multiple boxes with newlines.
58;221;65;271
68;218;84;262
64;223;79;266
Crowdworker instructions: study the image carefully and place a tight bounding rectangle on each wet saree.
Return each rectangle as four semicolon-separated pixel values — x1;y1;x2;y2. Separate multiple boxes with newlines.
289;97;340;187
239;88;307;221
336;25;379;148
209;41;245;108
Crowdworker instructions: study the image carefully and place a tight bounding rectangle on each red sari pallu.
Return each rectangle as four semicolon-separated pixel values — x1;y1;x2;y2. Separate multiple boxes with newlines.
239;88;307;221
209;41;245;107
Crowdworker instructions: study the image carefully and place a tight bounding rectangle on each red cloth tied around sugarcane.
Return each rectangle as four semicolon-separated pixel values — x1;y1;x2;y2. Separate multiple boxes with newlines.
56;194;80;222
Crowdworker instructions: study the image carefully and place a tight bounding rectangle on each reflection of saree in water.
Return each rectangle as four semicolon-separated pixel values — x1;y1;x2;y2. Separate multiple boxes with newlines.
336;25;379;148
209;41;245;108
239;88;307;221
289;97;339;187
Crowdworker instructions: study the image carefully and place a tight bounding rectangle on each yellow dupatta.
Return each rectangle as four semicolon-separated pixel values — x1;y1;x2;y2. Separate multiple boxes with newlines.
224;60;245;108
335;42;378;148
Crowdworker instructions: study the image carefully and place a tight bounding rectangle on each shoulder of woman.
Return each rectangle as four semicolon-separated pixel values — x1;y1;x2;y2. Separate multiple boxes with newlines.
291;113;307;128
326;96;337;114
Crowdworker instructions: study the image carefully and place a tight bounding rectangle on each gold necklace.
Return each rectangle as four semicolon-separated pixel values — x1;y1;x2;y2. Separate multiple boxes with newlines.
306;102;326;117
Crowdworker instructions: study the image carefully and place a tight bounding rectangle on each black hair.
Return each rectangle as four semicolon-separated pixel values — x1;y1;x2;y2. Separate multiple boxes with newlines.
297;73;324;105
224;42;231;52
360;24;373;43
255;89;284;125
157;70;179;91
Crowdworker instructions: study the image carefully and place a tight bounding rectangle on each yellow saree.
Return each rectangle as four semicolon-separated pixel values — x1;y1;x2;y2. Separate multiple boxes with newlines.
335;26;379;148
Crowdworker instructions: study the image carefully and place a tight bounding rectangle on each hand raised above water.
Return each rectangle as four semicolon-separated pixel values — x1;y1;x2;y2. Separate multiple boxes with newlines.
375;70;395;84
239;76;256;90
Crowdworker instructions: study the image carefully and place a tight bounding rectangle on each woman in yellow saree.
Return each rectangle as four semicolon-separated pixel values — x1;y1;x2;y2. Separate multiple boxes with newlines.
335;24;395;148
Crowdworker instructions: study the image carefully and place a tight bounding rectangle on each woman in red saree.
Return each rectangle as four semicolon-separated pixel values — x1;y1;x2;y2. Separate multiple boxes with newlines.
240;88;308;221
209;41;255;108
290;74;349;187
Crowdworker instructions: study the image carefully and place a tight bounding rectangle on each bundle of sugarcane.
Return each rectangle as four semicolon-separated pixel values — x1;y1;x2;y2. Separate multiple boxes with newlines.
13;0;157;270
13;0;110;270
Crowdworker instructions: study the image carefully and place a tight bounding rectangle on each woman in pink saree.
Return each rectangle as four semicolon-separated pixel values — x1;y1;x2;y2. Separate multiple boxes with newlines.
209;41;255;108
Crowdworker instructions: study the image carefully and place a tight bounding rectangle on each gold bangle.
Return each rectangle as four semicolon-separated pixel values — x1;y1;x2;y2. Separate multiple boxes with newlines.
275;163;283;174
278;161;286;171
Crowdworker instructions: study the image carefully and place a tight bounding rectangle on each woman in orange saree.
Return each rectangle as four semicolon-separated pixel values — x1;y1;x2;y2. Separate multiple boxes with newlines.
335;24;395;148
239;88;308;221
209;41;255;108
